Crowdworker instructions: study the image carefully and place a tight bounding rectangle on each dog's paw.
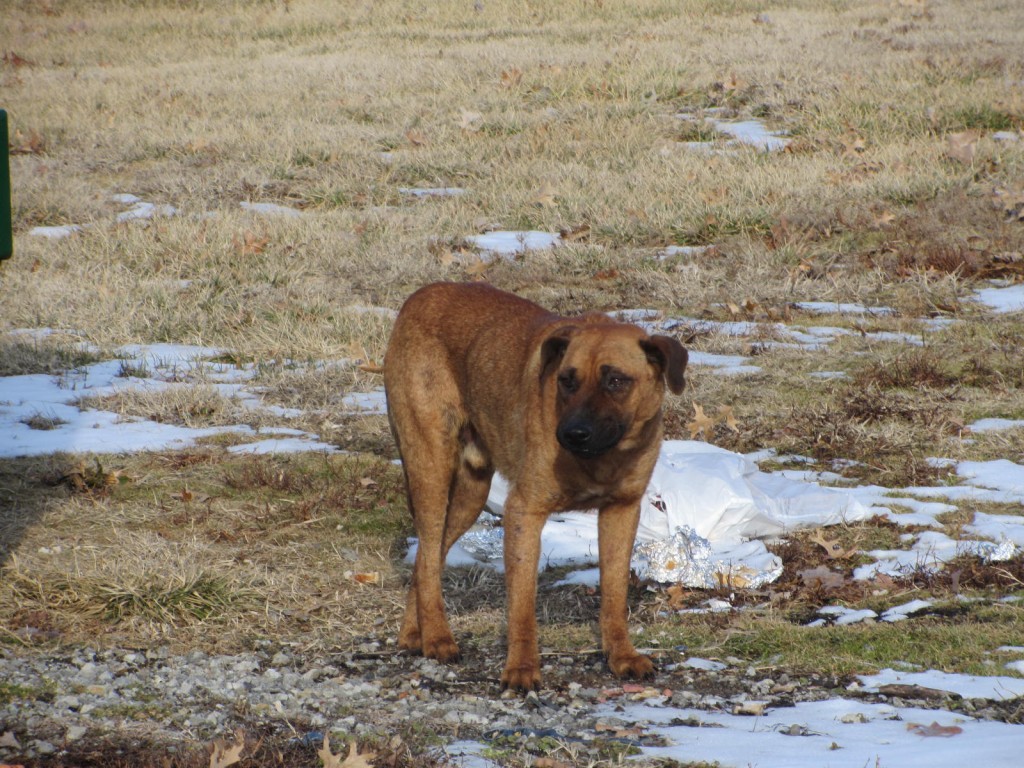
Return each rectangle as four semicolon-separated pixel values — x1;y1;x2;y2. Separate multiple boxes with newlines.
500;664;541;692
397;627;421;653
422;634;461;663
608;651;655;679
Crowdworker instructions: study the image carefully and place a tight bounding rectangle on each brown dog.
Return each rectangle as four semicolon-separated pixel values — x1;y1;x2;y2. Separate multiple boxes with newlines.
383;282;687;691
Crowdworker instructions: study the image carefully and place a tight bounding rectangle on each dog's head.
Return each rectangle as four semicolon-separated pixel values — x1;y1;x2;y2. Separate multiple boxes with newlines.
540;323;687;459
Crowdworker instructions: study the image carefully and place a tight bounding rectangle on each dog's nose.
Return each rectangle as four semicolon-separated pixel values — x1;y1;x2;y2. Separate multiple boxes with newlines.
561;424;592;448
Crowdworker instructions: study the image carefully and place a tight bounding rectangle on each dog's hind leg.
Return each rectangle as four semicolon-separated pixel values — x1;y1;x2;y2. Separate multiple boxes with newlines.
398;427;493;660
397;438;461;660
443;426;494;552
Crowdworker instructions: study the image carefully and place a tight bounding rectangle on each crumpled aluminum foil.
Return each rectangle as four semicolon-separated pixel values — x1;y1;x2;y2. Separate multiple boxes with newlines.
633;525;783;589
964;537;1018;563
634;526;715;587
458;527;505;562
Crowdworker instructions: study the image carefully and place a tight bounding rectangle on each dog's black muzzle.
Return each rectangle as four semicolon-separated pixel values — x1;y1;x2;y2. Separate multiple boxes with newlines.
556;412;626;458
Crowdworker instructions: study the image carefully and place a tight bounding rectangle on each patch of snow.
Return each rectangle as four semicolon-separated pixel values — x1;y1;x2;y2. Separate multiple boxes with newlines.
116;201;177;222
922;317;958;331
341;389;388;415
970;418;1024;433
809;370;849;380
28;224;84;239
966;512;1024;548
880;599;934;622
0;341;323;458
818;606;878;626
240;201;302;218
683;657;728;671
442;741;500;768
793;301;896;316
596;698;1022;768
993;131;1022;143
466;230;561;259
853;530;1015;581
227;438;337;454
656;245;714;260
710;119;791;152
610;309;662;323
857;668;1024;700
974;283;1024;313
687;351;761;376
110;193;142;204
398;187;466;198
957;459;1024;499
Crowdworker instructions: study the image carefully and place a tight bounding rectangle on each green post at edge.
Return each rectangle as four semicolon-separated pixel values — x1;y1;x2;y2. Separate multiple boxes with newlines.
0;109;11;261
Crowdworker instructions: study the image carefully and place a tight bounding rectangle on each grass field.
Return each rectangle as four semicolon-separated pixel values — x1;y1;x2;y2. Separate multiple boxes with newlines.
2;0;1024;765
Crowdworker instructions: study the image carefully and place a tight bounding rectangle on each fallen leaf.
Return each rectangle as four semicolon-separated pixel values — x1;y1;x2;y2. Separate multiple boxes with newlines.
799;566;845;590
2;51;34;68
10;129;45;155
500;67;523;88
532;181;558;208
811;530;857;559
534;759;570;768
946;130;980;165
686;402;716;439
595;721;646;738
358;361;384;374
559;223;591;242
722;73;747;92
319;734;377;768
433;245;456;267
233;231;269;255
464;257;489;278
345;571;381;585
701;186;730;206
665;583;690;610
208;729;246;768
733;700;767;716
871;209;896;229
881;684;951;701
907;721;963;738
718;404;740;432
871;572;896;590
405;128;428;146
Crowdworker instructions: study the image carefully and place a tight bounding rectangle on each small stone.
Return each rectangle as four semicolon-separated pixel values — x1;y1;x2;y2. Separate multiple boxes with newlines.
840;712;869;723
33;740;57;755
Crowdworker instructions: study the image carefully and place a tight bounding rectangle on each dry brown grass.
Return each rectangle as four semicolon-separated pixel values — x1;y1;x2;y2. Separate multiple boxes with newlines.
1;0;1024;677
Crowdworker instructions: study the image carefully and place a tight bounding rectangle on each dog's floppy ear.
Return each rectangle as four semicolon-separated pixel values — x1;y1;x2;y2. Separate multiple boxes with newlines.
539;325;577;381
640;335;687;394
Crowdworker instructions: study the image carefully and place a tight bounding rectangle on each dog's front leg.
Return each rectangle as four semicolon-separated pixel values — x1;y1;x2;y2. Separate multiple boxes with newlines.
500;498;547;691
598;500;655;679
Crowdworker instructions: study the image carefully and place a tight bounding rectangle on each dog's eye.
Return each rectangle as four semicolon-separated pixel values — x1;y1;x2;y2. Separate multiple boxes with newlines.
605;374;633;392
558;371;579;393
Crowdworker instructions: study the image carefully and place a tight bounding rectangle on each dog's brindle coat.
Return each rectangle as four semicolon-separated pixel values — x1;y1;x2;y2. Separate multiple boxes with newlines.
384;282;687;691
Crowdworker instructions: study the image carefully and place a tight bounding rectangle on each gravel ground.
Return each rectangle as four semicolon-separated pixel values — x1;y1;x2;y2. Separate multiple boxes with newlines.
2;635;1017;768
